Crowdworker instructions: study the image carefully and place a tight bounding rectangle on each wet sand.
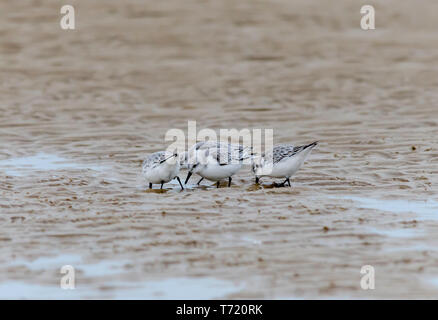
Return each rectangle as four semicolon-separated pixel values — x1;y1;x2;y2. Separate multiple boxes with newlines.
1;0;438;299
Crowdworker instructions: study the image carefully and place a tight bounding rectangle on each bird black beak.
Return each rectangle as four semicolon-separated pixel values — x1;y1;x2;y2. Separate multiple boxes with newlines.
160;155;176;164
184;171;192;185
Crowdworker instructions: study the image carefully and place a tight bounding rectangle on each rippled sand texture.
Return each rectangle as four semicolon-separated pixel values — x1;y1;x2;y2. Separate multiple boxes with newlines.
1;0;438;299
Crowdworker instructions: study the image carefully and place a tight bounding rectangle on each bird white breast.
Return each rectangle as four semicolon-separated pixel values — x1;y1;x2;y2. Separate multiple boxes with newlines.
260;148;312;178
143;162;180;184
270;156;303;178
198;163;241;181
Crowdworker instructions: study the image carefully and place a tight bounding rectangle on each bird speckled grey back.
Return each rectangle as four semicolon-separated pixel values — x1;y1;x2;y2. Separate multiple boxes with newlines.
264;142;318;164
142;151;167;170
193;141;249;165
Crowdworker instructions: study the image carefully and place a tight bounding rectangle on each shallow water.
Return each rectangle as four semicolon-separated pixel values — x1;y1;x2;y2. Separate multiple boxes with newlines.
344;196;438;221
3;254;242;299
0;277;241;300
1;0;438;299
0;153;104;176
11;254;129;277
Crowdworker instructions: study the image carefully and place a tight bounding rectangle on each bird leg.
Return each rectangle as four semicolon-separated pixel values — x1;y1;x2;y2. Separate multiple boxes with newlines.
149;183;152;189
275;178;291;187
274;180;286;187
197;177;204;185
216;181;220;188
176;176;184;190
228;177;232;187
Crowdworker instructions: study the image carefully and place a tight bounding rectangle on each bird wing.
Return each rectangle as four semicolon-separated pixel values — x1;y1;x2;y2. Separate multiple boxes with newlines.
208;142;249;165
142;151;166;169
271;142;318;163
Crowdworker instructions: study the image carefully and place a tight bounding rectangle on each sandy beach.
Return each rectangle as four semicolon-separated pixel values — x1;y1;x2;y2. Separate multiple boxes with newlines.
0;0;438;299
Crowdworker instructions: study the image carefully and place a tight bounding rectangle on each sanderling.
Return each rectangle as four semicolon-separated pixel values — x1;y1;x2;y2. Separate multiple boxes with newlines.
252;141;318;187
142;151;184;189
184;141;250;188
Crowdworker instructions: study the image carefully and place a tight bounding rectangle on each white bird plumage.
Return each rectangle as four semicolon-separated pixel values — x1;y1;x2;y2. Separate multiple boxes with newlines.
184;141;250;188
252;142;318;186
142;151;184;189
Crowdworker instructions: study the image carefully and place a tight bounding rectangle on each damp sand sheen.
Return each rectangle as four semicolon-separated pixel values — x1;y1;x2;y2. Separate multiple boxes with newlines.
1;0;438;299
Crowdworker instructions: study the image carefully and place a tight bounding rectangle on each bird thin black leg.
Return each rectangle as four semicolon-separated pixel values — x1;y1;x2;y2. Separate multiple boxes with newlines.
278;178;291;187
228;177;232;187
216;181;220;188
149;183;152;189
275;180;286;187
176;176;184;190
160;182;164;189
255;177;260;184
197;177;204;185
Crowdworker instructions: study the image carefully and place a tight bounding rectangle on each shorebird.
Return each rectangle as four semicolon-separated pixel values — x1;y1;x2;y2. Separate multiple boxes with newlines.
184;141;250;188
142;151;184;190
252;141;318;187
